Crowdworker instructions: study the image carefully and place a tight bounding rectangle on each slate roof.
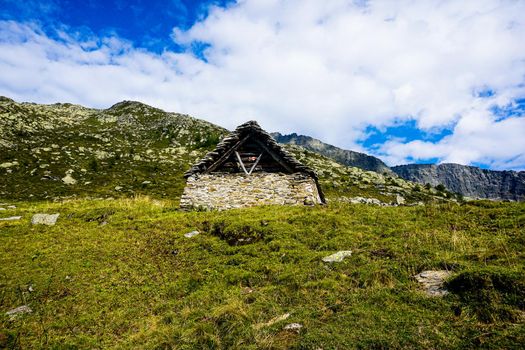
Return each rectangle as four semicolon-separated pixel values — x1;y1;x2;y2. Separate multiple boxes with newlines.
184;120;325;202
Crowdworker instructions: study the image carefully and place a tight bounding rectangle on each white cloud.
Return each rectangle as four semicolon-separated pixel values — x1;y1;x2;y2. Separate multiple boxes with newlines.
1;0;525;169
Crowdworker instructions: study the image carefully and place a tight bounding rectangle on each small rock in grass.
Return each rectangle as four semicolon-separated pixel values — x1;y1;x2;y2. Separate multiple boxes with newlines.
283;323;303;332
0;208;5;211
7;205;16;209
414;270;452;297
0;216;22;221
6;305;32;320
31;213;59;226
184;230;200;238
61;174;77;185
322;251;352;263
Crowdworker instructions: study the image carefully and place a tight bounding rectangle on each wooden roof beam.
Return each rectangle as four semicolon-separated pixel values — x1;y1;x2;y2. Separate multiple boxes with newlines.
205;134;250;173
252;138;295;173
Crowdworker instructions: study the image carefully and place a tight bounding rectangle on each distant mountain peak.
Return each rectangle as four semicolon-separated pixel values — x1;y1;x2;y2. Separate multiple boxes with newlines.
271;132;393;175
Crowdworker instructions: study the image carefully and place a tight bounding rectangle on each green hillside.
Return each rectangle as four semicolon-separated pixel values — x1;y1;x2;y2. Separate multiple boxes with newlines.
0;98;226;201
1;198;524;349
1;98;451;205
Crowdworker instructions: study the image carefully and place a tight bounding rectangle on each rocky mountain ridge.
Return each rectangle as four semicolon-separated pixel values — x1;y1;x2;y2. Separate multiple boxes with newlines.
273;132;525;201
392;163;525;201
271;132;393;175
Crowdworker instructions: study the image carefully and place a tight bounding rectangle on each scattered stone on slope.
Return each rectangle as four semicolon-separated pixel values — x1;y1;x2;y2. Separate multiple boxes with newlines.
0;216;22;221
341;196;388;206
414;270;452;297
184;230;200;238
0;208;5;211
31;213;59;226
62;169;77;185
6;305;32;320
396;195;405;205
0;161;18;168
322;251;352;263
7;205;16;209
283;323;303;332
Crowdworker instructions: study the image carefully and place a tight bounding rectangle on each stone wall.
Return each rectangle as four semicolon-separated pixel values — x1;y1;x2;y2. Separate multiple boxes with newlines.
180;172;322;210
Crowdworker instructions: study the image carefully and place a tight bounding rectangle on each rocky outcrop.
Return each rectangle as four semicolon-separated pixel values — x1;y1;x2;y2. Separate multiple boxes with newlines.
392;163;525;201
272;132;393;175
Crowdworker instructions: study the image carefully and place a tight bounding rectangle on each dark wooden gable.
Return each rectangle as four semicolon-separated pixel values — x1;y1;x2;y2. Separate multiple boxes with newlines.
185;121;315;177
211;135;291;174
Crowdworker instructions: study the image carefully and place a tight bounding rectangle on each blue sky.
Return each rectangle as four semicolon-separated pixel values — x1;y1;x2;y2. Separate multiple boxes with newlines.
1;0;524;170
0;0;231;51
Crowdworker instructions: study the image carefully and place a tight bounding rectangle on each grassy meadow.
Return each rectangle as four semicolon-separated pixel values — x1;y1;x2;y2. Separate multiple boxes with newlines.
1;198;524;349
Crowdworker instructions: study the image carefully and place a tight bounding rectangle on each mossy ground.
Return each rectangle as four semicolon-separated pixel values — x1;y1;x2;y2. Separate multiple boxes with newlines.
1;198;524;349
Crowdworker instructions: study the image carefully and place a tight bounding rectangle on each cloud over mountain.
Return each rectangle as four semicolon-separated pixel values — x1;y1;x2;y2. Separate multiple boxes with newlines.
1;0;524;169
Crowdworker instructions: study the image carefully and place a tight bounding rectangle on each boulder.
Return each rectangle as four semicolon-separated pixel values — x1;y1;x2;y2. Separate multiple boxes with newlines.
414;270;452;296
62;174;77;185
184;230;200;238
31;213;59;226
283;323;303;332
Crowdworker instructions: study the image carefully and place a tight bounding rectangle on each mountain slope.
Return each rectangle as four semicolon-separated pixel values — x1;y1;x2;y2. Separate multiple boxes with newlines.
392;163;525;201
0;97;444;204
0;98;227;200
272;132;393;175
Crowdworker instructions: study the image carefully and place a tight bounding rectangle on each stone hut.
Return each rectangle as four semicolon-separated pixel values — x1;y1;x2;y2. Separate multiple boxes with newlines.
180;121;325;210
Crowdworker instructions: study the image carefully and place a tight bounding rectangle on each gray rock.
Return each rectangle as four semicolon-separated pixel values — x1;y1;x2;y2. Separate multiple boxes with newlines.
0;208;5;211
395;194;405;205
7;205;16;209
6;305;32;320
322;250;352;263
0;161;18;168
414;270;452;297
283;323;303;332
0;216;22;221
62;173;77;185
31;213;59;226
348;196;386;206
184;230;200;238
